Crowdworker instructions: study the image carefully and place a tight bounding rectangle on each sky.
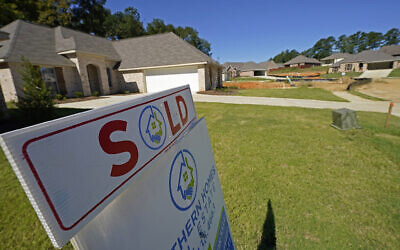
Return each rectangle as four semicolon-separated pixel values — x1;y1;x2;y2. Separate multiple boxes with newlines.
105;0;400;63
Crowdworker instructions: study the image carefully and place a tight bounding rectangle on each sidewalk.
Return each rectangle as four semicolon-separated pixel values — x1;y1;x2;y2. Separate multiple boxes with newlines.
58;92;400;117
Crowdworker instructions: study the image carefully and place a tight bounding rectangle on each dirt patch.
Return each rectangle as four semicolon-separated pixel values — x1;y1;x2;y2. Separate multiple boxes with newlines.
223;81;290;89
352;78;400;103
54;96;105;104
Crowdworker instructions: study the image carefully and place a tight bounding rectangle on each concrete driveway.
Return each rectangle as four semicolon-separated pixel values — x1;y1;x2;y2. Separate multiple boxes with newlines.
58;92;400;117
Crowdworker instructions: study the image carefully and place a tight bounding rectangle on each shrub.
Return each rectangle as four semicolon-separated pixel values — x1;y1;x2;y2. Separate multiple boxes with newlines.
92;91;100;97
74;91;83;98
124;90;131;94
55;94;64;100
17;58;54;122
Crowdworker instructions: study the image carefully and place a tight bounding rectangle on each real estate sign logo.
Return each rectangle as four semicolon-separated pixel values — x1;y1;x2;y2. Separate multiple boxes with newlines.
169;149;198;211
139;105;167;150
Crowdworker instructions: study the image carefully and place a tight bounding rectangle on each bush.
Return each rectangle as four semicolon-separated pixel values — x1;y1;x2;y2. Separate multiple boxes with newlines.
55;94;64;100
74;91;83;98
92;91;100;97
17;58;54;122
124;90;131;94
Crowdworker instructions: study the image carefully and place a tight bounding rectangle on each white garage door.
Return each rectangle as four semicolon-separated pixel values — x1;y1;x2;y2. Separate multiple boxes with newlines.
145;66;199;93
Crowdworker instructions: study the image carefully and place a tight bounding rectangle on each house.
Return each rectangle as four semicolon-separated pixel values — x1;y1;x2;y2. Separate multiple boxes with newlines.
0;31;10;119
0;20;221;102
379;45;400;59
222;60;281;80
283;55;322;68
320;52;350;66
332;49;400;73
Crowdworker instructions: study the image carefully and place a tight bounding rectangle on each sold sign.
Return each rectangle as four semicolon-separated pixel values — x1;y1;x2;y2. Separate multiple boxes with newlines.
0;86;196;248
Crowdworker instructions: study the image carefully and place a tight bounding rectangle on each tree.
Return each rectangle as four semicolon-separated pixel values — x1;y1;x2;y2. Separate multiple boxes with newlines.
146;19;174;34
365;31;384;49
104;7;145;40
304;36;336;59
383;28;400;45
146;19;212;56
71;0;110;36
272;49;299;63
36;0;73;27
17;58;55;122
0;0;38;27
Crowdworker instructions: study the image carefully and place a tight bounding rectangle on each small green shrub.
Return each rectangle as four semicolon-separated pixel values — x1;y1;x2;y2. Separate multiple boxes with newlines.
74;91;83;98
124;90;131;94
62;96;67;100
55;94;64;100
17;58;54;122
92;91;100;97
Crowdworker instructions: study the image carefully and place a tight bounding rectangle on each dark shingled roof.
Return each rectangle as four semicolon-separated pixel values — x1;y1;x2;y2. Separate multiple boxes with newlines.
321;52;350;61
55;26;120;61
223;60;281;72
112;32;217;70
340;50;395;64
0;20;74;66
379;45;400;56
284;55;321;65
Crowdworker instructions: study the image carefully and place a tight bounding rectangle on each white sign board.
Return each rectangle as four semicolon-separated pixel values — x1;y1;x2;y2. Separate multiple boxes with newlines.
71;118;235;250
0;86;196;248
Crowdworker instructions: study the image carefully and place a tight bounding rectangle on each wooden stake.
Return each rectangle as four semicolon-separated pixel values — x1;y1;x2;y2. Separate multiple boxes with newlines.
385;102;394;128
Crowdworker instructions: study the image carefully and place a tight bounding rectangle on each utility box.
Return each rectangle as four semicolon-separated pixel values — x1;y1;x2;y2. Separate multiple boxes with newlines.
331;108;361;130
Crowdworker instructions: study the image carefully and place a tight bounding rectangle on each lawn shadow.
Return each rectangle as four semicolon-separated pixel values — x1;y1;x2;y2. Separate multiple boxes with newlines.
257;199;276;250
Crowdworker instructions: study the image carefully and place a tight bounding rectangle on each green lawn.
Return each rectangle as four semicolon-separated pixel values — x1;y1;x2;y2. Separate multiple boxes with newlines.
388;68;400;77
237;87;348;102
1;104;400;249
268;66;328;74
349;90;387;101
321;72;363;78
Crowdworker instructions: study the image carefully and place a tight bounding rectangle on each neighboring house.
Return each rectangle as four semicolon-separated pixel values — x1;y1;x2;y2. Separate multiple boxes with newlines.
284;55;322;68
332;49;400;73
321;52;350;66
379;45;400;59
222;59;281;80
0;31;9;119
0;20;221;102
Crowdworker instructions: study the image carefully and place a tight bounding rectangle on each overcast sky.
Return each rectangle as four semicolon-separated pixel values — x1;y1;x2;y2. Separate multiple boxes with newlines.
106;0;400;63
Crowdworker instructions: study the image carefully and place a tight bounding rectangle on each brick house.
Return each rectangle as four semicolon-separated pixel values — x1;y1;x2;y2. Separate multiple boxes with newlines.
0;20;222;102
283;55;322;68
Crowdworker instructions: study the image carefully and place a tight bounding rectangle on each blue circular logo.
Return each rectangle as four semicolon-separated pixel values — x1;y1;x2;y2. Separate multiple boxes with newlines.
169;149;198;211
138;105;167;150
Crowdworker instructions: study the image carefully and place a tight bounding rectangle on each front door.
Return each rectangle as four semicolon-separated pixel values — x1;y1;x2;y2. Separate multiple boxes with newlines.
87;64;101;94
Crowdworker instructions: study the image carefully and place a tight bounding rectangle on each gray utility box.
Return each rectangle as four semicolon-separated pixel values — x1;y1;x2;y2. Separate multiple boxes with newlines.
331;108;361;130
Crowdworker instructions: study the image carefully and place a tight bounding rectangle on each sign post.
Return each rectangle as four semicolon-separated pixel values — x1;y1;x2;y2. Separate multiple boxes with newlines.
0;85;234;249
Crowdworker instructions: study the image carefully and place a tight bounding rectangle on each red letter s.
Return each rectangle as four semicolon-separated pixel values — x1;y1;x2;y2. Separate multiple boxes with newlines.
99;120;138;177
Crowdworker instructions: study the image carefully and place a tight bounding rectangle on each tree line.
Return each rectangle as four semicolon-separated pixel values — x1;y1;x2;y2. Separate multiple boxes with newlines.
273;29;400;63
0;0;212;55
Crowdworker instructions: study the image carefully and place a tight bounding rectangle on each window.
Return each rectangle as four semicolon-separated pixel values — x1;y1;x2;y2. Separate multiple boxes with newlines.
40;67;59;94
345;64;352;71
106;68;112;87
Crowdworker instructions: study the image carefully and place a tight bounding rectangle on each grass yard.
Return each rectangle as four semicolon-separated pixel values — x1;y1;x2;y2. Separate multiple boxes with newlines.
321;72;363;78
388;68;400;78
237;87;348;102
349;90;387;101
1;104;400;249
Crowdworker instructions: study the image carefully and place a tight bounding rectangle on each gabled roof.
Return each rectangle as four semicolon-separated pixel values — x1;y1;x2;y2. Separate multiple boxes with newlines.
112;32;217;70
223;60;281;72
321;52;350;61
339;50;395;64
379;45;400;56
0;20;74;66
284;55;321;65
55;26;120;61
